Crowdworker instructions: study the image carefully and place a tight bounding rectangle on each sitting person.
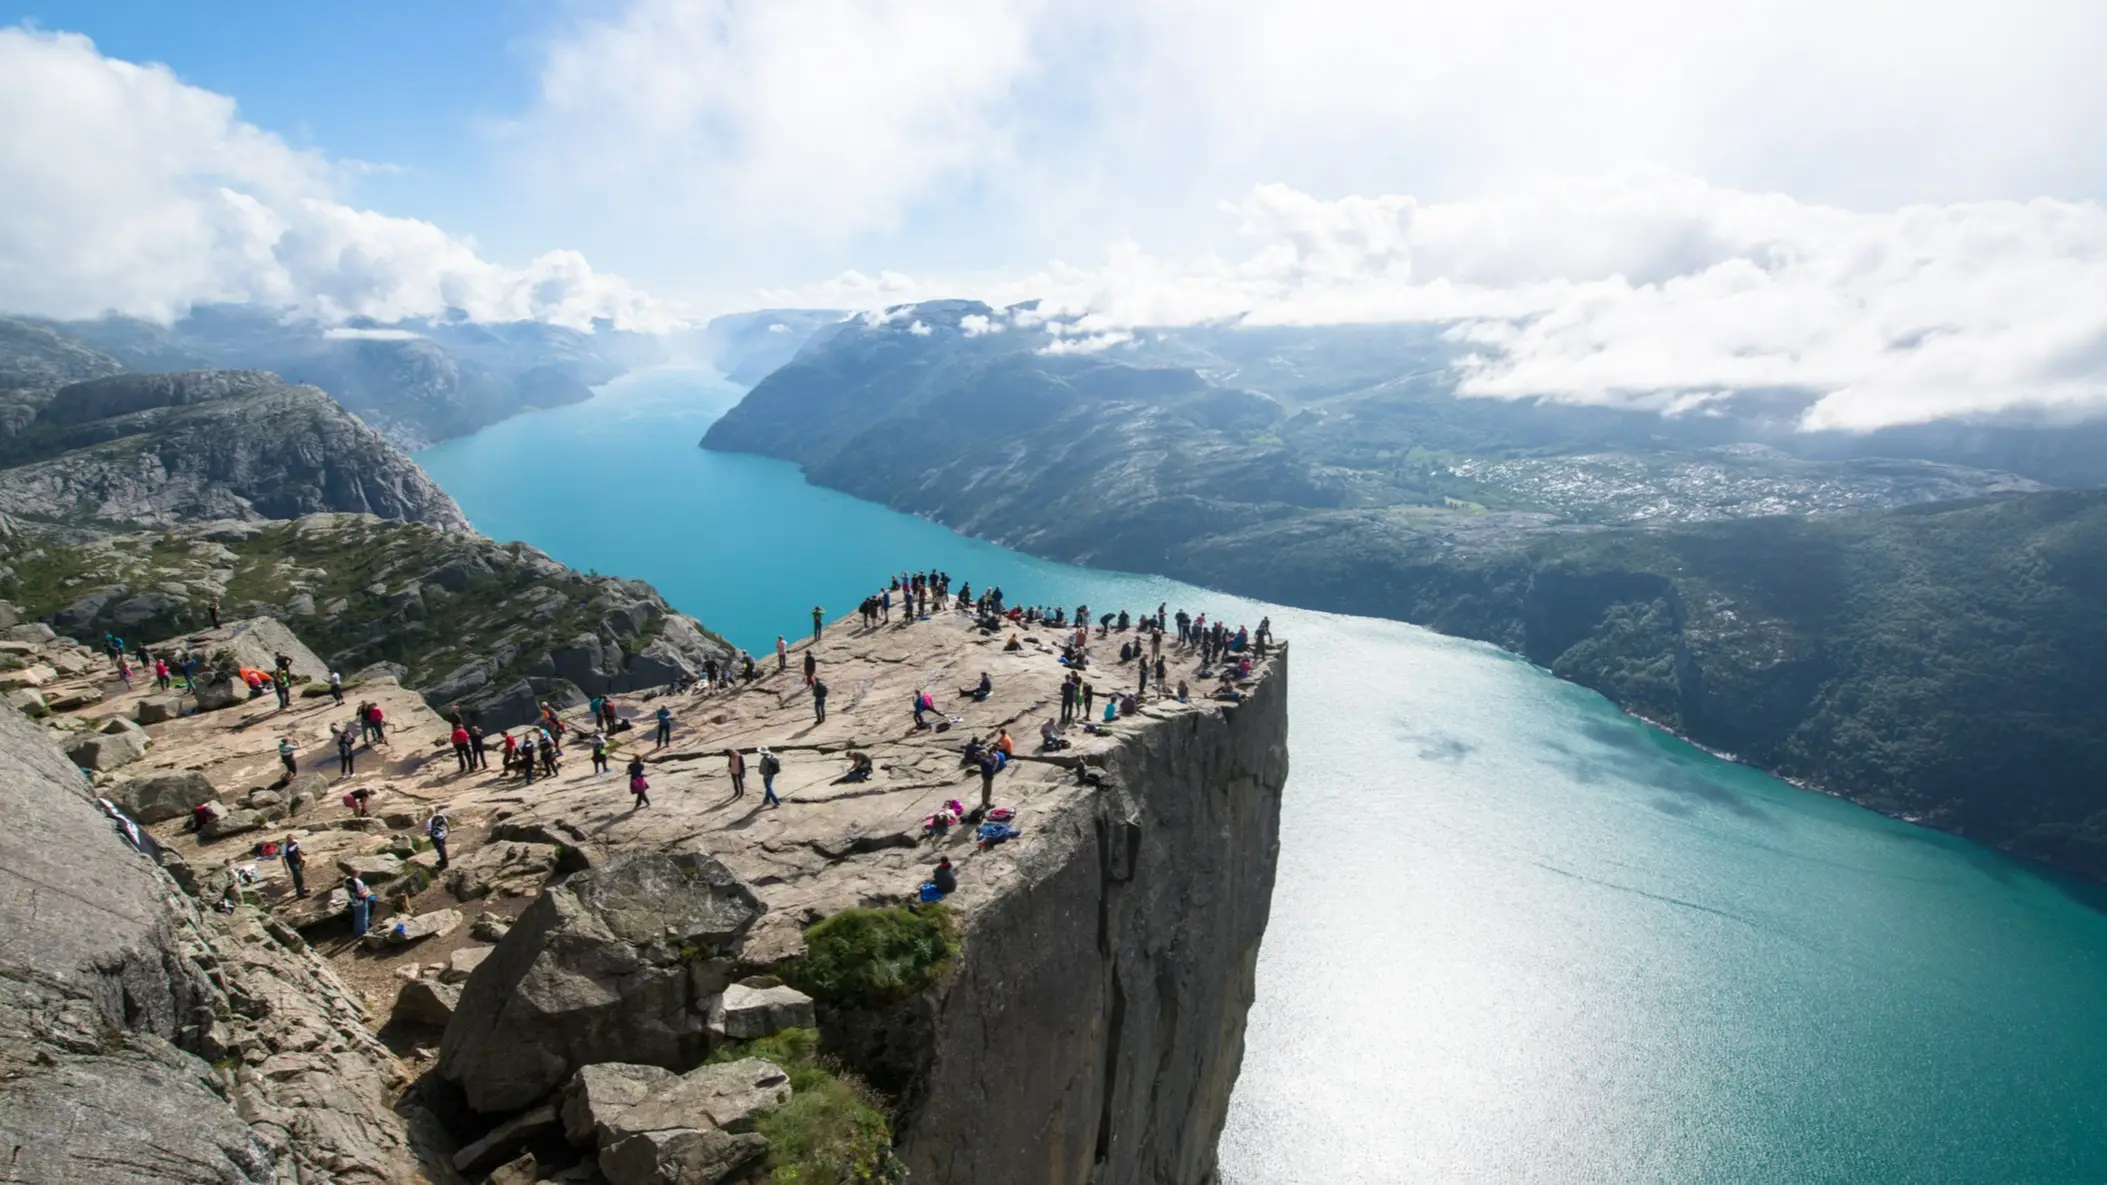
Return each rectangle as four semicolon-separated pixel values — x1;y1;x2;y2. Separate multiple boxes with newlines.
1102;700;1118;723
1004;634;1023;652
1214;678;1245;702
1039;718;1066;751
932;856;957;895
958;672;993;701
994;729;1015;759
962;735;986;766
1176;680;1190;702
836;751;875;783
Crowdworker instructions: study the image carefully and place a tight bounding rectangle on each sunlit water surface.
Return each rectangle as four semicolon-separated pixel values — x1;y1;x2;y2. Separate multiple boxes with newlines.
420;369;2107;1183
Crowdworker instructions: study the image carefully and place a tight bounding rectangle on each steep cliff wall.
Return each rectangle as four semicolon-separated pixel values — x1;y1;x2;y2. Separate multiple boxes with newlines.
902;647;1288;1184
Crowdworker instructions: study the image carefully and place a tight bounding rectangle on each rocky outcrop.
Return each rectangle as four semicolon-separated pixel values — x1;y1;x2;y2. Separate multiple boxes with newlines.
0;370;470;530
0;690;429;1183
438;851;766;1113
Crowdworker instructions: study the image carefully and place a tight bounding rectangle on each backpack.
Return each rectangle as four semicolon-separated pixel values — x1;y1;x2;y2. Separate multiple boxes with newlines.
760;754;780;776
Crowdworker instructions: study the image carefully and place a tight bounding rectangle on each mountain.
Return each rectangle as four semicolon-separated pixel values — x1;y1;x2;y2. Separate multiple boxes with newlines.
693;307;844;384
0;368;469;531
708;299;2107;879
41;305;638;449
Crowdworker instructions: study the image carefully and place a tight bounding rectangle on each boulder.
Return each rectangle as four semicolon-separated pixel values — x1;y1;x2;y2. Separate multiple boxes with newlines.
706;981;816;1041
99;715;145;737
452;1103;562;1176
198;807;266;842
367;908;463;948
593;1060;788;1185
337;852;406;882
560;1062;677;1147
447;840;564;902
6;688;47;717
0;663;57;689
600;1127;767;1185
113;771;219;824
487;1153;541;1185
442;945;492;984
393;977;462;1028
281;770;326;818
471;914;513;943
45;686;103;712
281;886;351;932
63;730;146;772
134;694;184;724
6;622;56;643
437;851;766;1113
246;788;282;810
193;678;244;712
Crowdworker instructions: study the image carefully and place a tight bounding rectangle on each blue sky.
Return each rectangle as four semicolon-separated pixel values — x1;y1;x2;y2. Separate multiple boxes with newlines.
5;0;2107;429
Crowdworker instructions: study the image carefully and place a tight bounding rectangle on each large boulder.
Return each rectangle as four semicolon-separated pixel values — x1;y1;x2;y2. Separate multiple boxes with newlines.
706;980;816;1040
393;977;462;1028
593;1059;789;1185
560;1062;677;1147
113;770;220;824
63;729;146;772
446;839;564;901
45;685;103;712
135;694;184;724
5;688;46;717
452;1103;562;1176
366;907;462;948
198;807;266;842
437;850;766;1113
442;945;492;984
192;677;244;712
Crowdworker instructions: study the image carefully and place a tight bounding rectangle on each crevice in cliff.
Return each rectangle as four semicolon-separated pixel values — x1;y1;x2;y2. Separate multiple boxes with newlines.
1095;968;1127;1169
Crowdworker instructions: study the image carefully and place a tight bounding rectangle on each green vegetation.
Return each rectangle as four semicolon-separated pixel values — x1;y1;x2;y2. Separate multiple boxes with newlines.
707;1028;905;1185
787;905;958;1008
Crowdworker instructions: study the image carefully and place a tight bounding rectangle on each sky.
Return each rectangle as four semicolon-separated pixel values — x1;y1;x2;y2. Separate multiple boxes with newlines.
3;0;2107;428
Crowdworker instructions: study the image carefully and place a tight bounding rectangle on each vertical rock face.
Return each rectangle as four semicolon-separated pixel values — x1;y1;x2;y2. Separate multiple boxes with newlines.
902;651;1289;1185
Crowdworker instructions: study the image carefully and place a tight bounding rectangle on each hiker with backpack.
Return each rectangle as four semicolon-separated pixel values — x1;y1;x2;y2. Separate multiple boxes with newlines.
590;731;610;774
758;746;782;807
627;755;650;808
336;726;356;776
277;737;297;777
427;813;450;869
654;705;673;749
345;873;374;937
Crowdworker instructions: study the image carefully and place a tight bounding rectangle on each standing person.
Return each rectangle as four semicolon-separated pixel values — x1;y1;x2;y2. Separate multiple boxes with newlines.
115;654;132;691
977;749;999;809
1082;680;1096;720
426;813;450;870
1059;674;1077;724
811;605;824;641
653;705;673;749
183;652;199;690
802;651;817;688
451;723;473;772
153;658;170;691
366;702;387;745
208;598;220;629
336;726;355;777
601;697;618;732
327;670;343;704
590;731;609;774
274;675;291;710
776;635;789;672
1154;655;1167;689
811;677;828;724
277;737;297;778
726;748;747;798
627;755;650;808
758;746;781;807
539;733;560;777
344;873;373;937
911;688;928;729
283;834;307;898
1137;655;1149;697
468;724;488;769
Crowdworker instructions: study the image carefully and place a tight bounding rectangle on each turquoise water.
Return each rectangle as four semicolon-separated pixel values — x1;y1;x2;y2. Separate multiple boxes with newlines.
421;369;2107;1183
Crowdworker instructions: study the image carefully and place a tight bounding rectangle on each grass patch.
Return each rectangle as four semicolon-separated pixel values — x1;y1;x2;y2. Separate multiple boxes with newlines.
708;1028;904;1185
787;904;958;1008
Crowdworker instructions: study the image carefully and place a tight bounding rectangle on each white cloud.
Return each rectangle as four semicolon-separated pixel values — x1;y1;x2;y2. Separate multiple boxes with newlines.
0;27;674;330
321;327;424;341
906;320;932;336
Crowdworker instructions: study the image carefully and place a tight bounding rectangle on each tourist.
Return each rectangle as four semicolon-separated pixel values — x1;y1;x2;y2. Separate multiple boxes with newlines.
348;785;372;816
812;677;829;723
539;733;560;777
345;873;374;936
1040;719;1065;751
283;834;307;898
726;748;747;797
654;705;673;749
468;723;488;769
932;856;957;896
758;746;781;807
153;658;170;691
803;650;817;688
960;672;992;701
366;701;387;745
911;688;930;729
278;737;297;778
427;813;450;869
627;755;650;808
328;670;343;704
116;654;132;691
590;731;609;774
812;604;824;641
451;723;474;772
1081;680;1096;719
336;726;355;777
776;635;788;671
977;749;999;809
1059;673;1078;723
208;597;221;629
273;674;291;710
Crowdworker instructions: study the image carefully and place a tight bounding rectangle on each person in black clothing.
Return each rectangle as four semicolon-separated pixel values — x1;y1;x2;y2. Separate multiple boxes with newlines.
336;727;355;776
1082;680;1095;719
208;598;220;629
812;605;824;640
468;724;488;769
1059;675;1077;723
626;756;650;808
283;835;307;898
812;678;829;723
977;751;998;809
932;857;957;896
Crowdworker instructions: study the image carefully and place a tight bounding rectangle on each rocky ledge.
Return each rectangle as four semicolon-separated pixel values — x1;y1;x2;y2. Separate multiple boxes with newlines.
4;598;1288;1183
